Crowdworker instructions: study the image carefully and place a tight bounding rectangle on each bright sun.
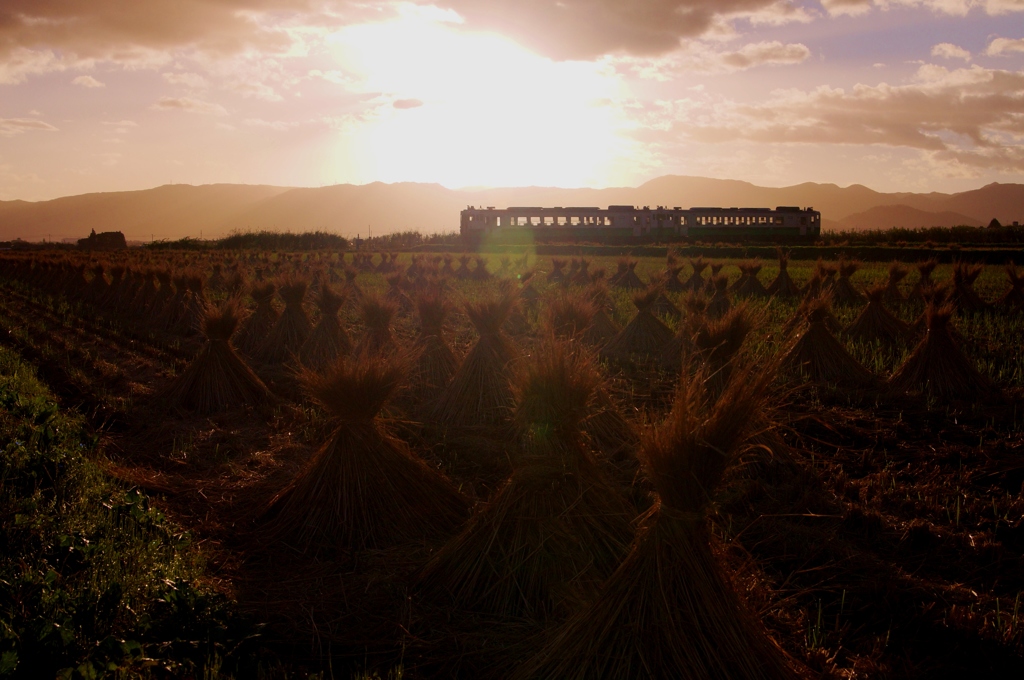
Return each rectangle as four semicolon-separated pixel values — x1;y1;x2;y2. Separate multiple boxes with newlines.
325;8;637;189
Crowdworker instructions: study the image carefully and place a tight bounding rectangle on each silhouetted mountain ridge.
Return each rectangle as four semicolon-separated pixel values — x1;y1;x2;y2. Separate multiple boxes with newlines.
1;177;1020;241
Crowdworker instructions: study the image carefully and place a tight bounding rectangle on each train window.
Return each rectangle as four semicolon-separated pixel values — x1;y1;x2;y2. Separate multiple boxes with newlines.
801;217;807;225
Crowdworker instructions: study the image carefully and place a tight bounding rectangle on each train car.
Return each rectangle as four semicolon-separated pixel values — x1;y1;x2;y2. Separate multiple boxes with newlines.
460;205;821;243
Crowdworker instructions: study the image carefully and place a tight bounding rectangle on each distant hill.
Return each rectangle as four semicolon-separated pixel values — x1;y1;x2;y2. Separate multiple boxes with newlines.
836;205;983;232
1;177;1020;242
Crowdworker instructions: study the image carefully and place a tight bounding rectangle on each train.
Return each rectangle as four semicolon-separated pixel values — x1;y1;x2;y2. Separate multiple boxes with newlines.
460;205;821;243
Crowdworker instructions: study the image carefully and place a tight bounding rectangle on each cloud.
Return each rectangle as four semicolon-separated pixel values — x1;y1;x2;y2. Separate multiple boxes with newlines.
426;0;814;60
615;40;810;79
162;71;208;88
72;74;105;87
393;98;424;109
820;0;873;16
720;41;810;69
229;81;282;101
152;96;227;115
0;118;59;136
659;63;1024;171
931;43;971;61
823;0;1024;16
987;37;1024;55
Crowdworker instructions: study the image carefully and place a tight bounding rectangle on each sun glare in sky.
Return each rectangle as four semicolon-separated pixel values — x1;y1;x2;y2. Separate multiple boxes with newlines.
326;12;634;188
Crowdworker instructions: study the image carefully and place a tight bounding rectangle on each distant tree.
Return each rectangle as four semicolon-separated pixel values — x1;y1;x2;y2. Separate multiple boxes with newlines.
989;218;1002;229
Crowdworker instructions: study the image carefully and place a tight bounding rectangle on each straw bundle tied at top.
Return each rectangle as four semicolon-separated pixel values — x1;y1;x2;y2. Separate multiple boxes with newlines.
545;289;596;341
174;274;207;336
889;303;999;402
767;248;800;298
684;257;708;291
261;355;468;554
832;257;865;307
997;263;1024;311
254;276;312;364
601;286;675;364
883;261;908;305
949;261;989;313
909;258;938;301
514;359;806;680
409;291;458;403
693;305;753;400
160;301;270;415
237;281;279;357
707;273;731;319
416;341;634;620
299;282;350;372
783;298;879;390
353;294;397;358
431;291;520;429
582;284;620;347
845;284;910;346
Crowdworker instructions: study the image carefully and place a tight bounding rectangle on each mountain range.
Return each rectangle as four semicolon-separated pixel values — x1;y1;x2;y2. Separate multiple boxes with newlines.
1;176;1020;242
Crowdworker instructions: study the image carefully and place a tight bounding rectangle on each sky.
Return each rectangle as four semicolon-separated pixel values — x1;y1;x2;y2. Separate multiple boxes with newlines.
1;0;1023;201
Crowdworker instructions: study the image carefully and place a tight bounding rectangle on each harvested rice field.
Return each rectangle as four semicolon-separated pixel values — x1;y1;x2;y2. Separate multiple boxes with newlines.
1;248;1023;678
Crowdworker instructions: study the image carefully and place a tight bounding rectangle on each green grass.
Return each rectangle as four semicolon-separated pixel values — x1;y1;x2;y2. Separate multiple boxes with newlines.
0;344;260;678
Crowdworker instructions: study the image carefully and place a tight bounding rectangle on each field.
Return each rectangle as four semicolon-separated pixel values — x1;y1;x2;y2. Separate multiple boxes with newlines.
0;248;1022;678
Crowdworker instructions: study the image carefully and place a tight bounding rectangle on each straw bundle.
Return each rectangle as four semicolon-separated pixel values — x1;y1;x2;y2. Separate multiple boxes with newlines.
784;282;842;336
783;299;878;389
661;290;708;368
441;254;455;276
158;273;190;330
732;260;769;298
174;274;207;336
601;287;675;364
582;285;620;347
693;305;752;399
909;259;938;301
472;256;492;281
416;342;633;619
766;248;800;298
352;294;398;358
663;265;686;292
832;258;865;307
576;259;595;286
845;285;910;346
608;258;628;287
949;262;989;313
254;277;312;364
548;258;568;284
208;263;225;291
161;301;271;415
409;292;458;404
889;304;998;402
910;283;951;336
299;283;351;372
707;273;731;320
648;276;682;320
545;289;597;340
514;361;804;680
236;282;279;357
431;291;520;429
684;257;708;291
519;271;541;308
883;261;908;305
385;274;414;315
455;255;472;279
149;269;174;317
262;355;469;553
85;264;109;304
997;264;1024;311
131;269;159;315
613;260;645;290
